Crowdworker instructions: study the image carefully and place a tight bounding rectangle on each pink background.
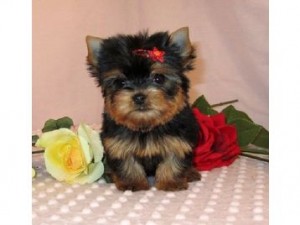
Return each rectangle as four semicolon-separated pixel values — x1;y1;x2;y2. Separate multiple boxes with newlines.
32;0;268;130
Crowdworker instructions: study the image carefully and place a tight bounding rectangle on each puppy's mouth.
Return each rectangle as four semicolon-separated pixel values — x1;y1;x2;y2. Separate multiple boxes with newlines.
128;105;160;116
130;99;153;112
134;105;151;112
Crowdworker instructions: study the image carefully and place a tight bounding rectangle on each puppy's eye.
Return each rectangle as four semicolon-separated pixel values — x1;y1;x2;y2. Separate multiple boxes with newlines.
114;78;126;88
152;74;165;85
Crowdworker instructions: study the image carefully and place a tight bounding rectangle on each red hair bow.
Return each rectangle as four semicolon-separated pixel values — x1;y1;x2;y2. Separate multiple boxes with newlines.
132;47;165;63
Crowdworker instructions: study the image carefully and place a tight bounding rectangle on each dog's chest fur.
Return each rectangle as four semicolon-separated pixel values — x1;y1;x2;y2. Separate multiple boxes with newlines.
101;106;199;173
103;130;192;159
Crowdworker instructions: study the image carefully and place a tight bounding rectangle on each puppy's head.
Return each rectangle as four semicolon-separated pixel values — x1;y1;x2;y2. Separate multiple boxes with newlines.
86;27;196;132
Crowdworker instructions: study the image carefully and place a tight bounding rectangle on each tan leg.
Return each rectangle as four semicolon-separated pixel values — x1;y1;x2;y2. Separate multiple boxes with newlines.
155;154;188;191
112;157;149;191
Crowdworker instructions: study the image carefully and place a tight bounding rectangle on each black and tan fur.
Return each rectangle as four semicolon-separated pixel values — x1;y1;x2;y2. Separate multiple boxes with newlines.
86;27;201;191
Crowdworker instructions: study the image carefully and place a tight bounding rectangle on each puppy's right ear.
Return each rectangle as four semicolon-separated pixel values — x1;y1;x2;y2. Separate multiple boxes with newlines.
86;36;103;67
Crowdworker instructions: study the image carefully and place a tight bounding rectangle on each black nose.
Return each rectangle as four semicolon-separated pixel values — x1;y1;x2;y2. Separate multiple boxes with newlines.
132;93;146;105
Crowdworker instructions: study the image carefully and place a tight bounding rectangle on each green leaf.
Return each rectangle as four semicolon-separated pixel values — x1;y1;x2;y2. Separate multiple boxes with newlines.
222;105;269;149
252;127;269;149
42;119;58;133
41;117;74;133
231;118;261;147
222;105;253;124
32;135;39;146
56;116;74;129
192;95;218;115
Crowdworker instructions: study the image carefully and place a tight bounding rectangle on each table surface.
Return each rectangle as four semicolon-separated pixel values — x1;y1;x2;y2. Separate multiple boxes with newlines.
32;154;269;225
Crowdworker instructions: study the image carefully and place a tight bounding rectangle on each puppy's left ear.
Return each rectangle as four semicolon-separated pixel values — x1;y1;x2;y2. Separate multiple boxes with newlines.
170;27;193;58
86;36;103;67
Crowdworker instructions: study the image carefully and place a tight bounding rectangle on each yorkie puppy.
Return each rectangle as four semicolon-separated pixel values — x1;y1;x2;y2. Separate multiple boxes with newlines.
86;27;201;191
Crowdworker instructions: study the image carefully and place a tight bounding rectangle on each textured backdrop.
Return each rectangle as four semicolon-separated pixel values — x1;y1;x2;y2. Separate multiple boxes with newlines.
32;0;268;130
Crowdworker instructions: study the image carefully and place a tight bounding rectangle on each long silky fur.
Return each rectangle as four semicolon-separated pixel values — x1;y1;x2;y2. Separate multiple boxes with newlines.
87;29;201;191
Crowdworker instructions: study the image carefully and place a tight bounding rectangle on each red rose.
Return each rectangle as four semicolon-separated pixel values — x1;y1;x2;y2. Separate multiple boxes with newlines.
192;108;241;171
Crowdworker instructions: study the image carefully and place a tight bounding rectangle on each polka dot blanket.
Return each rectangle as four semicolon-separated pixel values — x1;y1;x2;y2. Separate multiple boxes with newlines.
32;153;268;225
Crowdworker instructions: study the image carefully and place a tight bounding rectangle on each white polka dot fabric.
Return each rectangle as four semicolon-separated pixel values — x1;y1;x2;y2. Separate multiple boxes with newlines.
32;154;268;225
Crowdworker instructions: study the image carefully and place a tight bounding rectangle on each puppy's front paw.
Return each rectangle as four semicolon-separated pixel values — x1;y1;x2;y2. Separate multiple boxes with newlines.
116;181;150;192
183;167;201;182
112;174;150;191
155;179;188;191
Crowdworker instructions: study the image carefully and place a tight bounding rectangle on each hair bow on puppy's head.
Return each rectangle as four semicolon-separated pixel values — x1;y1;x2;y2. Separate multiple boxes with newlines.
132;47;165;63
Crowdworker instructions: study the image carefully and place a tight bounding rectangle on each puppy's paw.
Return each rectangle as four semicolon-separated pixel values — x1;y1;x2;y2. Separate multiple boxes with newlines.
155;179;188;191
184;167;201;182
113;177;150;192
117;182;150;192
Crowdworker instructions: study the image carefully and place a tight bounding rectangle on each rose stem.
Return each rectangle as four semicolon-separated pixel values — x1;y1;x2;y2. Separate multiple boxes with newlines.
242;149;269;155
240;153;269;162
241;146;269;155
32;150;45;154
242;150;269;155
211;99;239;108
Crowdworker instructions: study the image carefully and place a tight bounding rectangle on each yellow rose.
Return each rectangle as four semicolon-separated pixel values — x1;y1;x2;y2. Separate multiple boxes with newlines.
32;168;36;178
36;124;104;184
